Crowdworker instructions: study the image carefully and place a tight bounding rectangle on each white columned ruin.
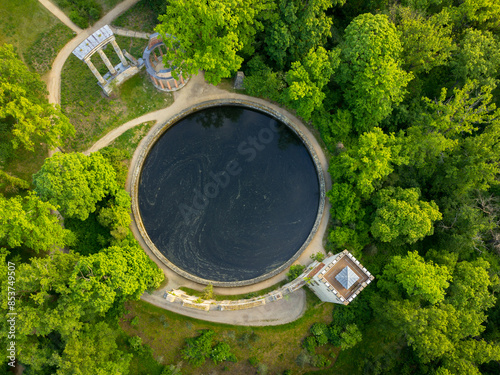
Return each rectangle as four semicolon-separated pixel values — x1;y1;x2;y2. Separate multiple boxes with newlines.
84;58;106;85
72;25;144;95
111;39;129;67
97;49;117;75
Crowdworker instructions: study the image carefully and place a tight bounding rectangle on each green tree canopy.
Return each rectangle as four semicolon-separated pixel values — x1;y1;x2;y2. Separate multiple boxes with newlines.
52;322;132;375
283;47;340;120
452;28;500;87
33;152;118;221
329;127;408;197
156;0;272;85
338;13;413;132
371;187;442;244
375;255;498;371
0;192;72;253
0;44;74;152
379;251;452;304
393;6;455;74
263;0;336;69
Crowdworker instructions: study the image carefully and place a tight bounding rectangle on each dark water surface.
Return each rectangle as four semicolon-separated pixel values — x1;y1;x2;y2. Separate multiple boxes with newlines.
138;106;320;282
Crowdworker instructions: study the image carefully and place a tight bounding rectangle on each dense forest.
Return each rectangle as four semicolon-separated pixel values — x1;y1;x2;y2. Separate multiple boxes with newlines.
1;0;500;374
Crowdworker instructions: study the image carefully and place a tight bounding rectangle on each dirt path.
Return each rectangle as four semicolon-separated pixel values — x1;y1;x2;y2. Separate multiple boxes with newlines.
38;0;82;33
41;0;140;105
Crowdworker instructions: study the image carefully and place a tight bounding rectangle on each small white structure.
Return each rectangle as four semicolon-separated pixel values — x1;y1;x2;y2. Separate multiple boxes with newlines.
303;250;374;305
72;25;144;95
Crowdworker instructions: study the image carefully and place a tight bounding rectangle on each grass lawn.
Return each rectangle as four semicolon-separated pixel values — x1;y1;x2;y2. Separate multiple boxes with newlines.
0;0;74;71
120;290;337;375
107;120;155;163
112;0;159;32
60;36;173;152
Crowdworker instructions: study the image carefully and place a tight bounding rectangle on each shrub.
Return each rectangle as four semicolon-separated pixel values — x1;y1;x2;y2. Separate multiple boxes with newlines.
310;252;325;262
311;354;331;368
287;264;305;281
161;364;182;375
210;342;237;364
130;316;139;326
257;363;268;375
303;336;317;354
248;357;259;366
310;323;328;337
295;350;312;367
128;336;142;352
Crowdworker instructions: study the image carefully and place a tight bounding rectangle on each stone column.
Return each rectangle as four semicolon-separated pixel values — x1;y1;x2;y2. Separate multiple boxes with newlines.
110;39;128;67
97;49;116;75
84;58;106;85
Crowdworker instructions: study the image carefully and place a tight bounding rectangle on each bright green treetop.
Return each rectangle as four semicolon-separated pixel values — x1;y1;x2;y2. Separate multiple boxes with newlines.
329;127;408;197
394;6;455;74
156;0;272;85
33;152;118;221
283;47;340;120
264;0;335;69
379;251;452;304
0;44;74;151
338;13;413;132
371;187;442;244
452;28;500;87
0;192;72;253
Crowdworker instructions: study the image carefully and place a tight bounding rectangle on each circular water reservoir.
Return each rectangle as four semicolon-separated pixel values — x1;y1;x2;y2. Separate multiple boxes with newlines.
137;104;322;284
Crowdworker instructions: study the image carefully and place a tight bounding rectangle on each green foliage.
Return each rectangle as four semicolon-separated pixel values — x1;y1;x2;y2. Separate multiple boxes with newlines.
129;335;143;352
303;335;318;354
156;0;272;85
393;6;455;74
0;44;74;152
55;0;103;28
0;169;29;193
244;55;286;101
210;342;237;364
338;13;413;132
0;192;72;253
371;187;442;244
376;256;498;369
329;128;408;198
53;322;132;375
283;47;340;120
98;147;129;187
263;0;334;69
340;324;362;350
181;330;235;367
33;152;118;220
97;190;132;241
203;283;214;300
452;28;500;87
310;252;325;262
287;264;305;281
311;109;352;148
248;356;260;366
131;316;139;326
379;251;452;304
161;364;182;375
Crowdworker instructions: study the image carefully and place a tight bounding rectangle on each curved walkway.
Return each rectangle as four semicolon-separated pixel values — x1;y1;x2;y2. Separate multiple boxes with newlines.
40;0;331;325
40;0;140;105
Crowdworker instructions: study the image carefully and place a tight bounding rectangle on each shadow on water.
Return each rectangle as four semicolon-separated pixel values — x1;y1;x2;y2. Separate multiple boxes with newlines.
197;106;245;129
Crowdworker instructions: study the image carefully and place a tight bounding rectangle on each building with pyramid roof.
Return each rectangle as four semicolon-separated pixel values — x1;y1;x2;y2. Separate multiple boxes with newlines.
303;250;374;305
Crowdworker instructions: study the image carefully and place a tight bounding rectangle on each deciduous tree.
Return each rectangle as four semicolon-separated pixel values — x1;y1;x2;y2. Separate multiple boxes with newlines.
156;0;272;85
338;14;413;132
0;44;74;152
371;187;442;244
33;152;118;220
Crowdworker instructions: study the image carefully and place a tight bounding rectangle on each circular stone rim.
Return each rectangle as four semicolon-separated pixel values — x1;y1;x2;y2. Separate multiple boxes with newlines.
131;99;326;287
